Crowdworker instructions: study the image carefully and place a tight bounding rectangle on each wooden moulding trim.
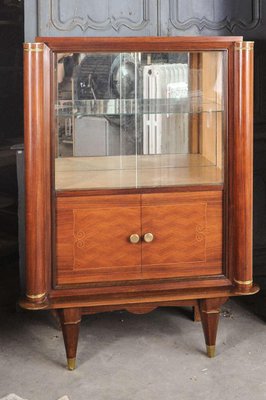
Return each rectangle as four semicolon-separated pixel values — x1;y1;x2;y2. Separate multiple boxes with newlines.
19;297;50;310
35;36;243;53
19;275;231;310
233;283;259;295
37;36;243;43
19;285;260;311
81;300;197;315
24;42;51;303
19;284;260;311
55;185;224;198
233;280;258;295
51;276;232;295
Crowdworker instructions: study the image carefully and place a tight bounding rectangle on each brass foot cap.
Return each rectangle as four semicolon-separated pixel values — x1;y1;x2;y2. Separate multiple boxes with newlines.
206;345;216;358
67;358;76;370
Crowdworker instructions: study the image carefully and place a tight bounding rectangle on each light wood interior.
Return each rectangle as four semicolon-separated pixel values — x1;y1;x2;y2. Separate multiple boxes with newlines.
200;52;224;169
55;154;223;190
189;53;201;154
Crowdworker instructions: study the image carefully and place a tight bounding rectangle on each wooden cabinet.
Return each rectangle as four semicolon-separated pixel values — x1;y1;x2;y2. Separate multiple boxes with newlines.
20;36;259;370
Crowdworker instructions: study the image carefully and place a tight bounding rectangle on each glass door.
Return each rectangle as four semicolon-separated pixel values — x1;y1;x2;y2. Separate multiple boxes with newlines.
137;50;226;188
54;50;226;191
55;51;140;191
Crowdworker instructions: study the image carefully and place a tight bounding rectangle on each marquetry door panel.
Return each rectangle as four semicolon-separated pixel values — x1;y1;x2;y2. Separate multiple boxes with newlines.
141;191;223;278
56;195;142;285
56;191;223;286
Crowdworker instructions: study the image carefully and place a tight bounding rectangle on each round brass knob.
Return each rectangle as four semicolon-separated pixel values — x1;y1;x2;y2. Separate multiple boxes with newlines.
129;234;140;244
143;232;154;243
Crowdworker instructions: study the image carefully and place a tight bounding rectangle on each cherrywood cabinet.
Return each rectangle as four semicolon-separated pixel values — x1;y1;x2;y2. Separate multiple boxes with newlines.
20;36;259;370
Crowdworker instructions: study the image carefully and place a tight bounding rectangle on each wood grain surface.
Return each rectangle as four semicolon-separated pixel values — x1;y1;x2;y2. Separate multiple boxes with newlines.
55;154;223;190
56;191;222;285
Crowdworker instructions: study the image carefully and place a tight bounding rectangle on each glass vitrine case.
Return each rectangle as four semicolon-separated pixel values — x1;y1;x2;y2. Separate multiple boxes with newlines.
55;50;224;190
21;37;258;370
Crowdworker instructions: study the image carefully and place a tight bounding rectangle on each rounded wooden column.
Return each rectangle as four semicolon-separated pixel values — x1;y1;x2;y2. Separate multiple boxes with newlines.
24;43;51;303
233;41;254;292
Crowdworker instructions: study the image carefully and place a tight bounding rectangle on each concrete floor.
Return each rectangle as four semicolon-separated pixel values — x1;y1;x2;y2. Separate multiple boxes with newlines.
0;299;266;400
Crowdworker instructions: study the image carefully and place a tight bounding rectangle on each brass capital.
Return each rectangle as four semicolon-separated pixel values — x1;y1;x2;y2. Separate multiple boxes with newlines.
234;278;253;286
201;309;220;315
23;43;44;52
235;41;254;51
26;292;46;300
63;320;81;326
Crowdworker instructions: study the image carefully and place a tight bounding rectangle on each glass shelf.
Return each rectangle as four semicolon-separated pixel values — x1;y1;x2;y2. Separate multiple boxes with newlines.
55;97;224;117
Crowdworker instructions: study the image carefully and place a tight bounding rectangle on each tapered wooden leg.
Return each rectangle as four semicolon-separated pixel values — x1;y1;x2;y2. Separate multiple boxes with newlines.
193;304;201;322
59;308;81;370
49;310;61;330
198;298;228;358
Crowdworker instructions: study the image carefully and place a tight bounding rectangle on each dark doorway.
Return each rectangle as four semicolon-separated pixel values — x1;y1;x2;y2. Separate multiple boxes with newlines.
0;0;24;307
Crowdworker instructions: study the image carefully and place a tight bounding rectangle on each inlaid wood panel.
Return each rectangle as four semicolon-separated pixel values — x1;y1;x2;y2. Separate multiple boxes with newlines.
141;191;223;278
56;191;222;286
142;202;207;263
56;195;142;285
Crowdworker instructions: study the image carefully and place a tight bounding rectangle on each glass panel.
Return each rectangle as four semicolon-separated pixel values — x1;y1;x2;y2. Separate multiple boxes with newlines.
54;51;226;191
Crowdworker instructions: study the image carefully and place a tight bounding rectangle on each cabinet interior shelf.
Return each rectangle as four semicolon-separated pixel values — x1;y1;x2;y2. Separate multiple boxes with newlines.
55;154;223;190
56;98;224;117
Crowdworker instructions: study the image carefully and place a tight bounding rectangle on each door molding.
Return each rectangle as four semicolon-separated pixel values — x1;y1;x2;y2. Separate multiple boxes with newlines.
167;0;261;32
48;0;150;32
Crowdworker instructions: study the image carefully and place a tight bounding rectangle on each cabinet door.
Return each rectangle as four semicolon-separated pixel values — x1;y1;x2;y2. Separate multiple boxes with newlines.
54;48;225;192
141;191;223;279
56;194;142;285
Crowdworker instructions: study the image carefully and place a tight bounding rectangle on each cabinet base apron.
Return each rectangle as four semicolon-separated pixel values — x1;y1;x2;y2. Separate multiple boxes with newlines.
19;283;259;370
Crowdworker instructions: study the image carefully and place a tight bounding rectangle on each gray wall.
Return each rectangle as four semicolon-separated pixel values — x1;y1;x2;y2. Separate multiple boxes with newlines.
25;0;264;40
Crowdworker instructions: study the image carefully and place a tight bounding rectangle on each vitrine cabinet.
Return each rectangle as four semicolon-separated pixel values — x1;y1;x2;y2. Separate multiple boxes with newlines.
20;36;259;370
